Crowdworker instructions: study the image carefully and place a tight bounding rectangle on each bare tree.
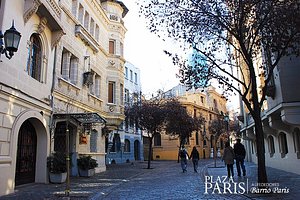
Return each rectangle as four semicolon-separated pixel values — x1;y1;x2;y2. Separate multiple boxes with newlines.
209;118;226;167
126;98;166;169
139;0;300;184
164;98;204;162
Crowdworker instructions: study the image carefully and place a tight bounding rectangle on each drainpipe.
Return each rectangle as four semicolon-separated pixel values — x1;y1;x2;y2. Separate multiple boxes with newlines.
49;46;57;153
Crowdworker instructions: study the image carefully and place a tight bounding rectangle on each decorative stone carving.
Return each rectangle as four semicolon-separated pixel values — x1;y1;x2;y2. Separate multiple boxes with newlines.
37;17;48;34
51;30;65;48
24;0;42;23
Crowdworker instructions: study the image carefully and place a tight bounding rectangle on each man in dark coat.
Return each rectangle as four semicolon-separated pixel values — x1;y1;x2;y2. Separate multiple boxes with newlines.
233;138;246;176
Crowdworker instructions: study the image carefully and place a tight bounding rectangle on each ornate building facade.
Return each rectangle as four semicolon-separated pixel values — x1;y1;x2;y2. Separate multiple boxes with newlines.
151;84;228;160
0;0;127;196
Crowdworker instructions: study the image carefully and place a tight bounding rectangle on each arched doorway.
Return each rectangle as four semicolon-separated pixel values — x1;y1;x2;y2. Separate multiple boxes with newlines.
15;120;37;186
134;140;140;160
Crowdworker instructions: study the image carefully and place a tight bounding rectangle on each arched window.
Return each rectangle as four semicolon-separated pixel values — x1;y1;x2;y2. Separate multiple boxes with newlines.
27;34;42;82
110;134;121;152
293;128;300;159
278;132;288;158
124;139;130;152
267;135;275;157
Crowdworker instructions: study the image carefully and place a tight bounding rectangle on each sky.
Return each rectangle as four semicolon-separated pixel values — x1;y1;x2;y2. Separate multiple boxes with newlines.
121;0;239;111
122;0;180;96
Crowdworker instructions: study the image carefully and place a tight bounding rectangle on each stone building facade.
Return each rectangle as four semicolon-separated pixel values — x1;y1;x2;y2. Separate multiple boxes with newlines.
0;0;127;196
151;84;228;160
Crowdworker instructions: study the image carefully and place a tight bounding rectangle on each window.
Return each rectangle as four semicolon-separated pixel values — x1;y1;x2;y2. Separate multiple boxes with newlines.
279;132;288;158
201;96;204;103
108;81;115;103
84;11;89;30
72;0;77;17
90;18;95;36
213;99;218;110
154;134;161;146
124;139;130;152
293;128;300;159
134;72;137;83
110;134;121;152
78;4;84;24
70;55;78;84
130;70;133;81
195;131;199;146
61;48;78;84
109;40;115;54
120;42;123;57
94;74;101;97
125;67;128;78
27;34;42;82
194;109;197;118
124;89;129;104
120;84;124;105
267;135;275;157
95;24;99;41
203;139;207;146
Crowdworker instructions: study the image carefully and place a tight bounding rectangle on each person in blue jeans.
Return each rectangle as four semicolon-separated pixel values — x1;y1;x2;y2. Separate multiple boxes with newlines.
179;146;188;172
234;138;246;176
189;146;200;173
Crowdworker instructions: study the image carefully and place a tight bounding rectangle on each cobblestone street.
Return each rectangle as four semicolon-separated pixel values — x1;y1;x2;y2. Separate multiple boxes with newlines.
1;160;299;200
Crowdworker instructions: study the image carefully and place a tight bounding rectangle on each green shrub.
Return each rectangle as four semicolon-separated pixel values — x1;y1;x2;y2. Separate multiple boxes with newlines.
77;155;98;170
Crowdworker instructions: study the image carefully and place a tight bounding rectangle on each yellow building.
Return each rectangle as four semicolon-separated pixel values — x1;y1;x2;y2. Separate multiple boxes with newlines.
152;85;228;160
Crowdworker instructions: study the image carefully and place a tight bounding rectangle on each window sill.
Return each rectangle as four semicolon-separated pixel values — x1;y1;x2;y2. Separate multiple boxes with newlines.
88;93;103;106
58;77;81;94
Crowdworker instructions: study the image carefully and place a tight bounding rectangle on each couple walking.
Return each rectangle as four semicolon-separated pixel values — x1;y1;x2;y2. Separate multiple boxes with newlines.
179;146;199;173
222;139;246;177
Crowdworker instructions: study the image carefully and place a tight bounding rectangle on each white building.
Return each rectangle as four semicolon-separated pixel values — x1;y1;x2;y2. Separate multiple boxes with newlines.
239;52;300;175
106;61;144;163
0;0;128;196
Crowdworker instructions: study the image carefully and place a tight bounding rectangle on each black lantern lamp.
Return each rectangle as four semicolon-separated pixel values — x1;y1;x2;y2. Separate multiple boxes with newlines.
0;21;21;59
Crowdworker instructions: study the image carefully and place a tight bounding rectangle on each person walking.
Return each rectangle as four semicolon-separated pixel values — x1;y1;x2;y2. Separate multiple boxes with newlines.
222;141;235;178
234;138;246;176
179;145;188;173
189;146;200;173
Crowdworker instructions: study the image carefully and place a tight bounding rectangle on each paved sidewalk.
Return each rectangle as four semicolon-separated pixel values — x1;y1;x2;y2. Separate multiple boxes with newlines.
204;159;300;200
0;160;299;200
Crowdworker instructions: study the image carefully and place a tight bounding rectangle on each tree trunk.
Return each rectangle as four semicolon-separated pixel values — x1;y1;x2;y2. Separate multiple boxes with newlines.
214;140;217;168
254;114;268;184
147;137;153;169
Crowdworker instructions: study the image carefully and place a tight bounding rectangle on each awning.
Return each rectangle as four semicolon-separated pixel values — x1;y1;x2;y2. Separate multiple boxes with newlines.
53;112;106;125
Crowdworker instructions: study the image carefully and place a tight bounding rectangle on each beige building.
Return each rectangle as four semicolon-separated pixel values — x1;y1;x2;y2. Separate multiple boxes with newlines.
151;85;228;160
0;0;127;196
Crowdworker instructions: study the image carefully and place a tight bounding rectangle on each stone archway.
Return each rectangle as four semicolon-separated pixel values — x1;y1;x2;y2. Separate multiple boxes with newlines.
12;110;49;186
15;120;37;185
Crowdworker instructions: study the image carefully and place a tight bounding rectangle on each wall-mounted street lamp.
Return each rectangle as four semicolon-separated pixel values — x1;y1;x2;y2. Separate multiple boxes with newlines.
0;21;21;59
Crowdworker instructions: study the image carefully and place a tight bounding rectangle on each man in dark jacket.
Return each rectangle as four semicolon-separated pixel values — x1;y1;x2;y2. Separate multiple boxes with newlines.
233;138;246;176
